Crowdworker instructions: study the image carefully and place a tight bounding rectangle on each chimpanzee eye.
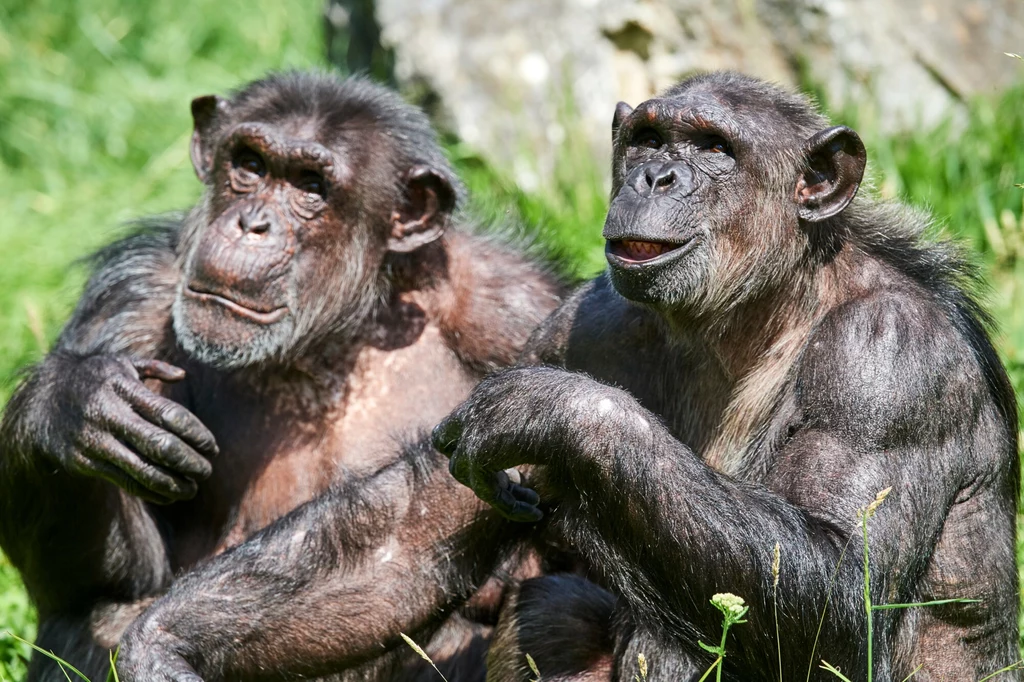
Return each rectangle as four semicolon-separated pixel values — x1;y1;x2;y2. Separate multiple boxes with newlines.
233;148;266;177
699;136;733;156
631;128;663;150
297;172;326;198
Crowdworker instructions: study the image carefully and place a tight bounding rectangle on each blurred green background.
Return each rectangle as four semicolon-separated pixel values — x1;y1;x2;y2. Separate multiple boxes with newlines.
0;0;1022;678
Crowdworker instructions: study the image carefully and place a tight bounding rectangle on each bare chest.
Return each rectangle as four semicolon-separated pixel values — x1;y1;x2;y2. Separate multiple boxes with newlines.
161;325;478;569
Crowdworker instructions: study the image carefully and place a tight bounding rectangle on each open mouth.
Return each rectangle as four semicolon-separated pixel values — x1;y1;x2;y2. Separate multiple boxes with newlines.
606;239;691;265
185;286;288;324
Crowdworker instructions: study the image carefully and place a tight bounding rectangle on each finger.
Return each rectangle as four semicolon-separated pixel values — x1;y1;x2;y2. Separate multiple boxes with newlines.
448;451;473;487
109;412;213;480
508;482;541;507
431;415;463;456
86;433;198;502
133;359;186;383
116;382;219;459
495;469;542;512
68;450;175;505
480;471;543;522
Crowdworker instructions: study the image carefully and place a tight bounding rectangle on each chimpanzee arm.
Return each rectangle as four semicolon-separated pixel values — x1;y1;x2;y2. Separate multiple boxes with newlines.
116;440;525;682
0;218;216;612
435;293;1017;678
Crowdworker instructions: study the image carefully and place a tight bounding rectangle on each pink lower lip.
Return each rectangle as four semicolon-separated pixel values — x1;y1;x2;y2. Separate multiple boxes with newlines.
185;287;287;324
608;239;682;263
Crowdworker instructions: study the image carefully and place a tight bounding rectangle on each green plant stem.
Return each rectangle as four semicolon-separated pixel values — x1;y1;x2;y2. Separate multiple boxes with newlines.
717;624;729;682
872;598;980;610
806;535;855;682
863;515;873;682
697;656;723;682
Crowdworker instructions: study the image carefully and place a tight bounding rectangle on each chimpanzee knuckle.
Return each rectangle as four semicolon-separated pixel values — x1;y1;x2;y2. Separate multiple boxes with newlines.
64;449;94;475
150;431;176;458
138;464;196;500
73;424;104;453
169;476;199;500
92;398;133;431
120;627;204;682
510;483;541;506
509;500;543;523
161;443;212;480
431;415;463;455
153;400;188;429
167;411;218;456
449;452;475;487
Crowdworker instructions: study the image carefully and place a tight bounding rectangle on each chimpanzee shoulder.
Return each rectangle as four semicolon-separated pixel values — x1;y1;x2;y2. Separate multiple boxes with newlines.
60;215;183;358
521;273;664;369
797;290;980;448
437;227;564;374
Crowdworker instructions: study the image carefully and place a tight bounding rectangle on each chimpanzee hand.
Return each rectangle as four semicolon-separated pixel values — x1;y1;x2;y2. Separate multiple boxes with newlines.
37;354;217;504
116;616;204;682
433;366;643;522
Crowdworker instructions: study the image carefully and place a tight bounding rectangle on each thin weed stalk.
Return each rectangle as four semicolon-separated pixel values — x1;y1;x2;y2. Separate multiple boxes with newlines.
773;541;782;682
698;593;749;682
400;632;449;682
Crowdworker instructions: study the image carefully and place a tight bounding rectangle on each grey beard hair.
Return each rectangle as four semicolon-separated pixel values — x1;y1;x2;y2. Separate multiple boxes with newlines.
171;206;384;371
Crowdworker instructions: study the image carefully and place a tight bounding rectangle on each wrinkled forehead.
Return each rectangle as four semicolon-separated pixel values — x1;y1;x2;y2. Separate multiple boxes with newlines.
227;102;389;149
221;107;401;180
641;81;825;148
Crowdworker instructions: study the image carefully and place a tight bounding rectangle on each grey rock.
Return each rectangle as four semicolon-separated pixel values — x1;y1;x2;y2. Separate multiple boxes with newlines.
335;0;1024;185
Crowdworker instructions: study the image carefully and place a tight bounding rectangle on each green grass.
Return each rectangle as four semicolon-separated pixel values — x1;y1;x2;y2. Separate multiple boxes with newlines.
0;1;1021;679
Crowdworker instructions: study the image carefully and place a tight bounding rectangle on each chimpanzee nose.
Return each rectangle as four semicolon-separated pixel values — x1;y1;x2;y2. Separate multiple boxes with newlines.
238;209;271;236
630;162;696;197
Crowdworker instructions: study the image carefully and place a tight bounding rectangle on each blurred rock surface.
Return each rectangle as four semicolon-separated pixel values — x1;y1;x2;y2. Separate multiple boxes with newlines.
325;0;1024;187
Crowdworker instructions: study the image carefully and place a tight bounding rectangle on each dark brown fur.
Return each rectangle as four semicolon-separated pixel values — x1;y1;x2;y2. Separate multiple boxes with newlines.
0;72;562;682
434;72;1019;681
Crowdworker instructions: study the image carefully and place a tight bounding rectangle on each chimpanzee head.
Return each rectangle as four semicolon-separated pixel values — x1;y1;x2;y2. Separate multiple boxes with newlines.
603;72;866;317
172;72;458;369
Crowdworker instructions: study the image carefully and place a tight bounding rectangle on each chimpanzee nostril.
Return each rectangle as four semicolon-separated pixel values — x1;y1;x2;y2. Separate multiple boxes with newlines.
643;165;677;192
654;170;676;189
239;211;271;235
628;162;696;197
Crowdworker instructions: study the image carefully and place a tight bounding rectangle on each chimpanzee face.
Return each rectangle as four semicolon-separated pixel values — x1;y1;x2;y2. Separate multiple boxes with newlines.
603;79;865;315
172;90;454;370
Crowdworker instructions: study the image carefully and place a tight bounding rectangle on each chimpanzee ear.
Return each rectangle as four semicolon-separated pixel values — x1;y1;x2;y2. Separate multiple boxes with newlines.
612;101;634;142
190;95;229;183
389;165;456;253
796;126;866;223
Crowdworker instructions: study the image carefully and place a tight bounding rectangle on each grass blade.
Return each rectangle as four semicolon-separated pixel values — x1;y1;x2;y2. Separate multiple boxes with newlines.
400;632;449;682
697;656;722;682
772;542;782;682
526;652;541;682
106;647;120;682
6;633;90;682
872;598;981;610
979;659;1024;681
805;533;856;682
899;664;923;681
819;660;853;682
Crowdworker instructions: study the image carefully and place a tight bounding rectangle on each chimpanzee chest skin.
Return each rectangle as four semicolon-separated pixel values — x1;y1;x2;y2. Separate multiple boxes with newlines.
155;321;478;572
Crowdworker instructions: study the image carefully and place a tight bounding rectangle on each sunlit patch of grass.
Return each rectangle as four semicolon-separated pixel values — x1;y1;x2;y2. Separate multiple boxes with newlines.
0;0;326;404
0;555;33;681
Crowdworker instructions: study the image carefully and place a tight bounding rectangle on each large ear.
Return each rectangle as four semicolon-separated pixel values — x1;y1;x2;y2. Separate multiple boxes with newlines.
190;95;229;183
796;126;866;222
611;101;634;142
388;165;456;253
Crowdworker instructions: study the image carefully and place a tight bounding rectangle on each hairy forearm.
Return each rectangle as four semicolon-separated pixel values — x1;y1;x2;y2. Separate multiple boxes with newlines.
546;423;874;675
120;448;519;680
